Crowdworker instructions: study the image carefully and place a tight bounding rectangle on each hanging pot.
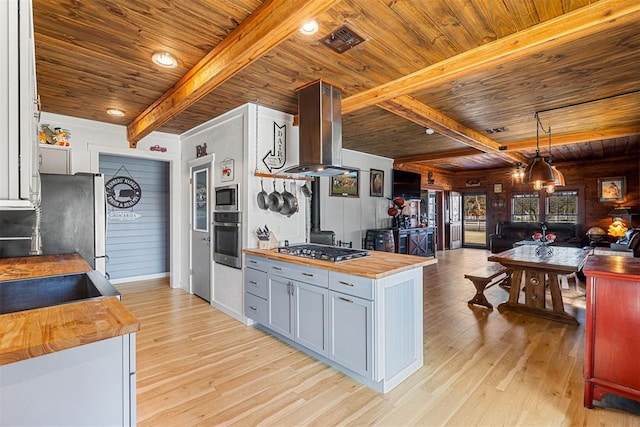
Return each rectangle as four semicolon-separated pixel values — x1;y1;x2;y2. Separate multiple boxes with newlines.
267;180;284;212
281;181;299;217
393;196;405;207
257;178;268;210
388;206;399;217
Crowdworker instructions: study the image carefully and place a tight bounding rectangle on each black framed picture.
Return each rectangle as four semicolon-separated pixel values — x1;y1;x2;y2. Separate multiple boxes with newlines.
370;169;384;197
330;171;359;197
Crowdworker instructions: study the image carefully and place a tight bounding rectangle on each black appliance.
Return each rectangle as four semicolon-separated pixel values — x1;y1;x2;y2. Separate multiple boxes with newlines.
392;169;421;200
277;243;369;262
309;178;336;245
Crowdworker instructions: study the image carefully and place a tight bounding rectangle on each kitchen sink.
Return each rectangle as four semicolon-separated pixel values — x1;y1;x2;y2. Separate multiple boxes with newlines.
0;270;120;315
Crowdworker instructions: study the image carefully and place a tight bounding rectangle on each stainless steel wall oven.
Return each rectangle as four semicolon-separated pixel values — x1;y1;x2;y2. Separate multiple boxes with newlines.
213;211;242;269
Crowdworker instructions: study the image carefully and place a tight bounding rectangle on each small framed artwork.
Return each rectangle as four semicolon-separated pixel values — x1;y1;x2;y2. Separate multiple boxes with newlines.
330;170;359;197
370;169;384;197
220;158;234;182
493;183;503;193
598;176;625;202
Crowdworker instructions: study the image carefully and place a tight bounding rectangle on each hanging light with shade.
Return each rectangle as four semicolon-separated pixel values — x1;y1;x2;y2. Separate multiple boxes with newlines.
544;121;565;193
524;112;556;192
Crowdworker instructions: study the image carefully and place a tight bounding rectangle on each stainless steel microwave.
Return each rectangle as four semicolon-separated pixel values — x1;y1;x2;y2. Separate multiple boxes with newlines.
215;184;239;211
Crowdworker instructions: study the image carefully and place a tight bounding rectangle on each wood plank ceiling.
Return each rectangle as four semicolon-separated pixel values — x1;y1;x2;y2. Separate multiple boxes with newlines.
32;0;640;171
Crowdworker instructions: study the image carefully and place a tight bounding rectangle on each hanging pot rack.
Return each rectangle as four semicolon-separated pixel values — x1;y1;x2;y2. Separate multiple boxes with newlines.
253;171;314;181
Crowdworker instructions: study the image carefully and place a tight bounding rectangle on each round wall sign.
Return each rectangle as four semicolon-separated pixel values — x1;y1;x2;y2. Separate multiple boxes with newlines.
105;176;142;208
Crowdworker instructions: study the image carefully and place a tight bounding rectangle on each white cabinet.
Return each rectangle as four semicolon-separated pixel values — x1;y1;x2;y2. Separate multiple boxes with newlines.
39;144;72;174
245;255;329;355
243;253;424;393
0;333;136;426
266;271;328;356
267;273;295;339
244;258;269;324
294;280;328;356
1;0;38;208
329;290;373;378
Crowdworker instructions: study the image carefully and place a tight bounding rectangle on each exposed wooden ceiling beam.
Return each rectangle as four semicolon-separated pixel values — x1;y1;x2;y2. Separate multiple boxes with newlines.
379;95;527;164
503;126;640;151
126;0;340;147
341;0;640;115
394;148;481;164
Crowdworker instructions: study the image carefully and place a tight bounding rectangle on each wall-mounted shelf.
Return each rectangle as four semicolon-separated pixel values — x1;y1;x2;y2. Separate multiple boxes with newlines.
254;172;314;181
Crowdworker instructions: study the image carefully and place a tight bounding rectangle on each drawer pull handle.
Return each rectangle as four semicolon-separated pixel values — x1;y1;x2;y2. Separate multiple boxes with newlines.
249;260;257;264
249;306;257;311
272;266;282;271
302;273;313;277
339;281;354;287
339;297;353;303
249;281;258;285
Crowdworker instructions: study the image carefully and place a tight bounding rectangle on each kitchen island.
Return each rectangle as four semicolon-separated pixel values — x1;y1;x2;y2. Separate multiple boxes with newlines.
0;253;139;426
243;247;435;393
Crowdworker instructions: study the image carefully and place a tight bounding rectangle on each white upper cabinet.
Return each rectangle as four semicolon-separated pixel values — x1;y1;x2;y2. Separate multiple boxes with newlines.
0;0;38;208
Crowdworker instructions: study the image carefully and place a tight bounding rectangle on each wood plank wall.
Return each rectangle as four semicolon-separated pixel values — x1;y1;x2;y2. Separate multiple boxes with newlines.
401;156;639;244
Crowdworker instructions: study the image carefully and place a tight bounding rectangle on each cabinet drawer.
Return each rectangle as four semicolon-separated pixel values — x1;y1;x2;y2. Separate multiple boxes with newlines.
268;260;328;288
285;264;328;288
329;272;374;300
245;267;268;299
244;292;268;325
245;255;269;272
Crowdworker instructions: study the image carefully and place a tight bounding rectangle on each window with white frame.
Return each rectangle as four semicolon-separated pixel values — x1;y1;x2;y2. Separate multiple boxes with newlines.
511;193;539;222
546;190;578;223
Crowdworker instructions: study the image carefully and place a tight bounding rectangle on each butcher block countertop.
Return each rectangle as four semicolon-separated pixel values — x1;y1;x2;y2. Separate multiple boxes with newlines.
0;254;140;366
0;253;92;281
243;248;436;279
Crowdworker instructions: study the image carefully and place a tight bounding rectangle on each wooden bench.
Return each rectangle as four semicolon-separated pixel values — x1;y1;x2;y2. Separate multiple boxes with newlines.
465;262;512;309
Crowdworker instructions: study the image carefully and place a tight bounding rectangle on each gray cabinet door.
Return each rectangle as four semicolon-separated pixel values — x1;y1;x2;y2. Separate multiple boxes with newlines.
294;281;329;356
267;275;294;339
329;291;373;379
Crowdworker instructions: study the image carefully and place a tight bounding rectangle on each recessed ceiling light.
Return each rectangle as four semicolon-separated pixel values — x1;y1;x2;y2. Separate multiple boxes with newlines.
151;51;178;68
300;20;318;35
425;128;435;135
107;108;125;117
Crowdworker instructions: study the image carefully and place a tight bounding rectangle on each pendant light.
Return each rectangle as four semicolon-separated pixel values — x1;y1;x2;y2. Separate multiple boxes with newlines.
524;113;555;191
543;125;565;193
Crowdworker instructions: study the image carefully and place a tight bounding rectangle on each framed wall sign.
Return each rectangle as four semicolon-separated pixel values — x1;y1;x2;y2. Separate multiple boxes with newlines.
370;169;384;197
493;183;503;193
220;158;234;182
330;170;359;197
598;176;625;202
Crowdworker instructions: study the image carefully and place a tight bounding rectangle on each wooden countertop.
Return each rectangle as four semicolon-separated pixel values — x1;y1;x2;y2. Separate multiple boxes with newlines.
583;255;640;281
0;254;140;366
243;248;436;279
0;253;91;281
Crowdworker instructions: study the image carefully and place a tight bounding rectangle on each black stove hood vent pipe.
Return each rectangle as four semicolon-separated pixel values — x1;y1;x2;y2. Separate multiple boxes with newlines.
309;178;335;245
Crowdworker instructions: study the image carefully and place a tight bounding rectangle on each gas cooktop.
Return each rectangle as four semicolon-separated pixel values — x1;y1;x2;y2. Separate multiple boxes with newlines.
277;244;369;262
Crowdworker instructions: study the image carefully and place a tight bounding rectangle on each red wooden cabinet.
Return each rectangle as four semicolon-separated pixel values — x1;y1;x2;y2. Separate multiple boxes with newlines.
583;256;640;408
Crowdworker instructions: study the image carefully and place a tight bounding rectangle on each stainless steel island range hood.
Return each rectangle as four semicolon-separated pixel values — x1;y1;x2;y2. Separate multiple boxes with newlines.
283;80;354;177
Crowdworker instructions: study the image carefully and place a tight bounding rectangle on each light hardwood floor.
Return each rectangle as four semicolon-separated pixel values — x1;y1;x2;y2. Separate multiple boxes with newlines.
116;248;640;426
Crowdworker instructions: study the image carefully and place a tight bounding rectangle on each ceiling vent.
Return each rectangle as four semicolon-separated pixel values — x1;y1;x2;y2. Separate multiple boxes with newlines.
321;25;365;53
485;127;509;134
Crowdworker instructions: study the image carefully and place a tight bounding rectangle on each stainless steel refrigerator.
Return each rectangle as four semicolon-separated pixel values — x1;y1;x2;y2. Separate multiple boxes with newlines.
38;173;107;273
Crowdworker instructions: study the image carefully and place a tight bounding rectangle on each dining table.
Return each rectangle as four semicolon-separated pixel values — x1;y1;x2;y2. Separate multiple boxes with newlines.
488;245;591;325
